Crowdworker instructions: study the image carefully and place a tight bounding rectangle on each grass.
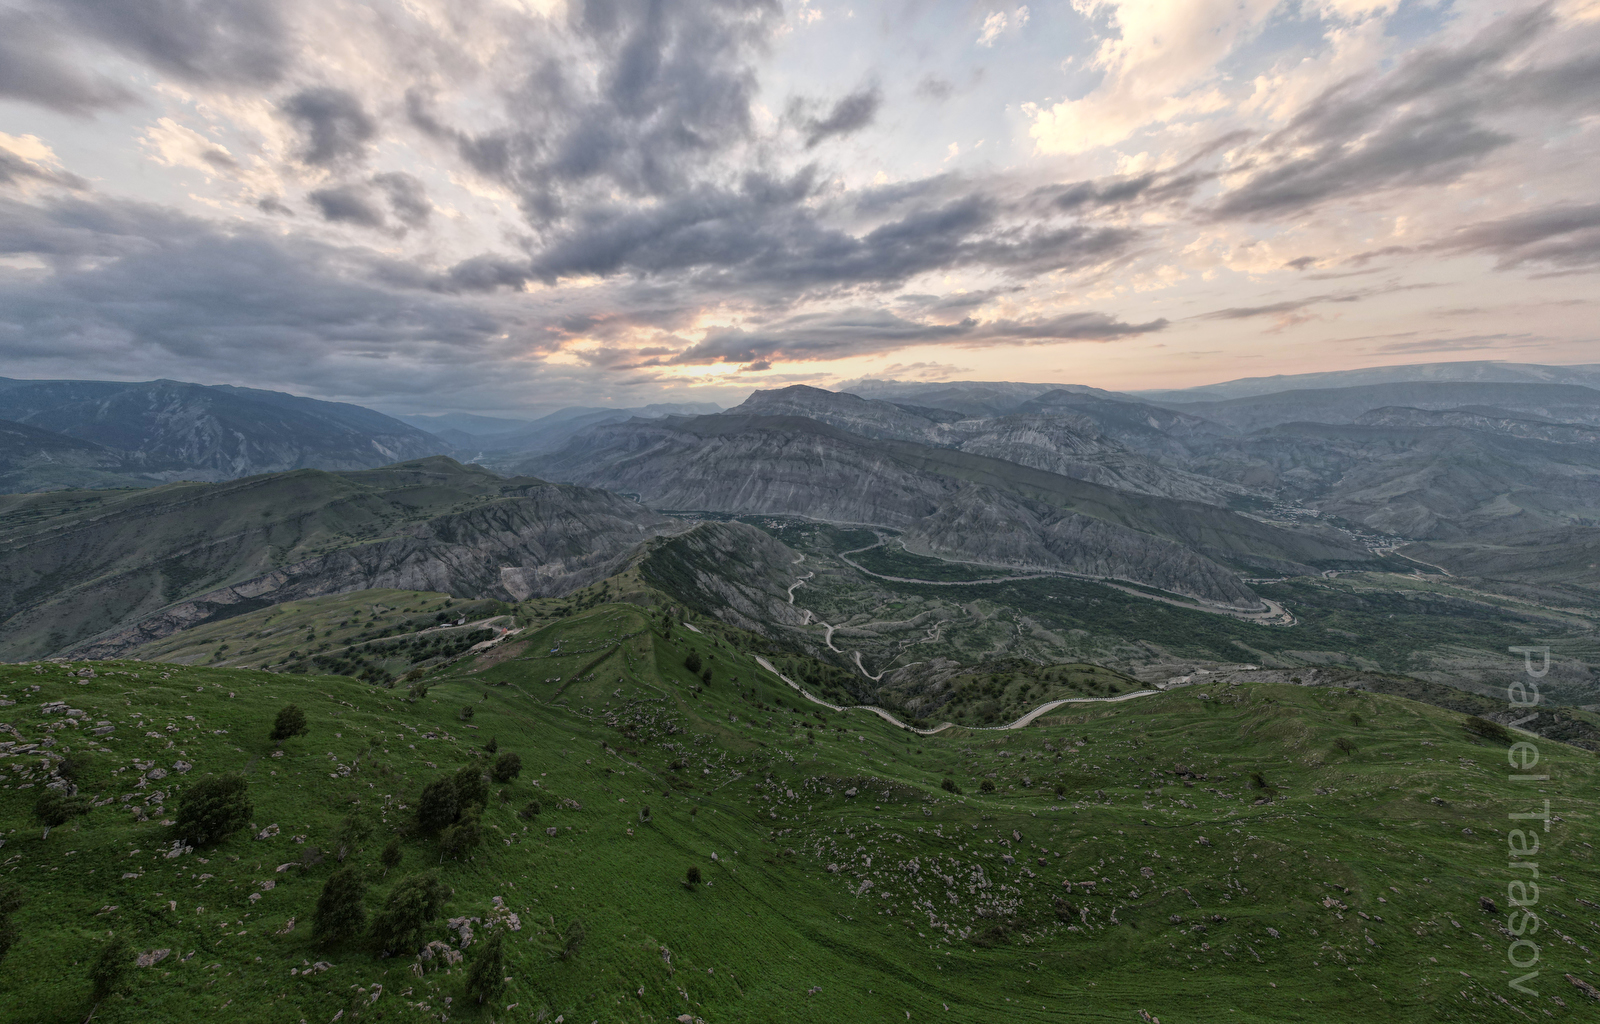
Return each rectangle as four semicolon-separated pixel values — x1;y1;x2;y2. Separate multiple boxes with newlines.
4;601;1599;1022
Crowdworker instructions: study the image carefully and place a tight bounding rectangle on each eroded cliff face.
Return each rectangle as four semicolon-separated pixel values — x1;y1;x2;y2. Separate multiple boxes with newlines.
638;521;813;634
0;459;688;659
899;487;1263;609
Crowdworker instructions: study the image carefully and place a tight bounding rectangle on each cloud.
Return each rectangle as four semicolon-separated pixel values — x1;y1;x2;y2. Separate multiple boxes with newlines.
1198;294;1359;319
914;75;954;101
1435;202;1600;270
661;306;1166;366
1374;333;1538;354
800;85;883;148
977;6;1029;47
308;184;386;229
282;87;378;168
1030;0;1278;154
0;134;90;190
56;0;290;87
1211;7;1600;219
372;172;432;230
0;10;134;114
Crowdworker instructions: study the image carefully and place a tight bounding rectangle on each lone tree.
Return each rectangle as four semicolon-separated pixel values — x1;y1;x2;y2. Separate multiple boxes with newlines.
0;882;21;967
684;651;702;674
685;865;702;887
270;705;309;745
490;752;522;783
453;763;488;812
33;789;90;838
416;778;459;834
172;772;253;847
464;929;507;1004
89;934;133;1004
439;811;483;860
370;872;451;955
978;779;996;794
380;838;404;875
313;867;368;946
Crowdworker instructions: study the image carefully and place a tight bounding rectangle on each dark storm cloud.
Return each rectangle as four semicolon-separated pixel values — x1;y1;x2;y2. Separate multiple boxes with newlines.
0;193;510;391
0;11;135;114
56;0;290;87
308;184;386;229
440;178;1142;296
373;172;432;229
282;87;379;168
408;0;780;224
0;149;89;191
1435;202;1600;270
1210;8;1600;220
657;307;1166;366
800;85;882;148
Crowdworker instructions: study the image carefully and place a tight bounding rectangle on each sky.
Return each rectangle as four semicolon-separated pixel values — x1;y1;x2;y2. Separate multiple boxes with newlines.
0;0;1596;417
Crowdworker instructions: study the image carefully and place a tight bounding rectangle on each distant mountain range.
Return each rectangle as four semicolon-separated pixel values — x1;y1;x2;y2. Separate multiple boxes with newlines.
0;377;448;491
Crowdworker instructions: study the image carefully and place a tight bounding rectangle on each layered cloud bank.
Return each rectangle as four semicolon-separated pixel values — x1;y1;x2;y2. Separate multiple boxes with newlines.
0;0;1596;412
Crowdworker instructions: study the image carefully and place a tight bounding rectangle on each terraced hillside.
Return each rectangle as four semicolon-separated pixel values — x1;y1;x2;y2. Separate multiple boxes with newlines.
3;601;1597;1022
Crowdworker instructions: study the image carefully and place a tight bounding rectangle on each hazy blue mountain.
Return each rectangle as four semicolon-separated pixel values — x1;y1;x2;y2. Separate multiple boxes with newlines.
0;377;449;486
396;411;535;436
1151;381;1600;432
1131;360;1600;402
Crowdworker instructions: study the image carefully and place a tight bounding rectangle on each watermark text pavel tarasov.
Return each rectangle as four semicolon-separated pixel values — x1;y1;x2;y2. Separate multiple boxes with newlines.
1503;645;1553;997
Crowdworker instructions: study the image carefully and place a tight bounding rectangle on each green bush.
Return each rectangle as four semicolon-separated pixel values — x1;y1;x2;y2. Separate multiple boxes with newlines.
1464;715;1512;743
440;812;483;860
490;752;522;783
172;773;252;847
465;929;507;1004
33;789;90;836
453;763;488;810
978;779;996;794
270;704;309;743
416;778;459;834
312;867;368;946
370;872;451;955
89;935;133;1003
684;651;703;674
380;838;403;874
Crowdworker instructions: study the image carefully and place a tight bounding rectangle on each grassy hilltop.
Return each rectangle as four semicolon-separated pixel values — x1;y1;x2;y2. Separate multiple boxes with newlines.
2;598;1598;1023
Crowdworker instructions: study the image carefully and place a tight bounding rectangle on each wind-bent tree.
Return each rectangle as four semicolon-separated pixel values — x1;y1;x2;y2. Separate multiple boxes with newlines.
313;867;368;946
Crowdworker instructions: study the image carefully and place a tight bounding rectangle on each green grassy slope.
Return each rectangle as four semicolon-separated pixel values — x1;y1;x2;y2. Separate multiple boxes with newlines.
3;605;1598;1023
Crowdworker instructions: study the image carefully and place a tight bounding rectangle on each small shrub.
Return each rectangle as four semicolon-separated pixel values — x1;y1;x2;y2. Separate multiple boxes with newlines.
684;651;703;674
370;872;451;955
1464;716;1512;743
1334;737;1356;754
270;705;309;744
561;919;586;960
408;681;430;701
940;778;960;794
416;778;459;834
490;752;522;783
89;935;133;1003
34;789;90;837
172;773;252;847
459;704;475;721
313;867;368;946
978;779;996;794
380;838;403;874
464;930;507;1004
686;865;702;886
335;814;371;862
484;735;498;754
520;800;542;819
439;812;483;860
